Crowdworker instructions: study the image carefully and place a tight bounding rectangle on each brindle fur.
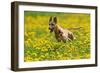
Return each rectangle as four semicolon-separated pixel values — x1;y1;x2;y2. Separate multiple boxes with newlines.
49;16;75;43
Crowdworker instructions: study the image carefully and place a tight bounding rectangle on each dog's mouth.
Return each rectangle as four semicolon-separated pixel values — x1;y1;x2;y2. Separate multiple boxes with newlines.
50;30;53;33
49;28;53;33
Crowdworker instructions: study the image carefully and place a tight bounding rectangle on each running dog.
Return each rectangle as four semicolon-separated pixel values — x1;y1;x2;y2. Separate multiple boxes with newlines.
48;16;76;43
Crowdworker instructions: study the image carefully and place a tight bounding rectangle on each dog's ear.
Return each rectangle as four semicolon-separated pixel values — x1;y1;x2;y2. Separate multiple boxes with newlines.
49;16;52;22
53;16;57;24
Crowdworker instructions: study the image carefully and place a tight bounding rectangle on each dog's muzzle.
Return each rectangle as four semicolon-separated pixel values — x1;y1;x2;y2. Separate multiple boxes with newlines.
49;27;53;33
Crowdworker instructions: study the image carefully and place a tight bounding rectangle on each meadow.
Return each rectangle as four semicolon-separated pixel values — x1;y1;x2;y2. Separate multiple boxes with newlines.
24;11;90;62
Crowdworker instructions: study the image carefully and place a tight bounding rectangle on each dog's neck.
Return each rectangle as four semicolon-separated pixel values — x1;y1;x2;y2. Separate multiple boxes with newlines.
54;25;63;33
54;25;62;38
54;25;59;34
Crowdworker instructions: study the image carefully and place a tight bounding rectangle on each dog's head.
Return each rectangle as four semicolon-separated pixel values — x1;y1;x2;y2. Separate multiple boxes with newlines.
49;16;57;33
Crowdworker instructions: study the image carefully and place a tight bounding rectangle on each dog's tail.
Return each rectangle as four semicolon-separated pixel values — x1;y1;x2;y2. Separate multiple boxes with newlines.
67;27;82;30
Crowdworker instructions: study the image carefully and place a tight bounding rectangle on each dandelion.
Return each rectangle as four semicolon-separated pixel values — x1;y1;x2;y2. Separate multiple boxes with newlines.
24;56;33;62
25;32;28;37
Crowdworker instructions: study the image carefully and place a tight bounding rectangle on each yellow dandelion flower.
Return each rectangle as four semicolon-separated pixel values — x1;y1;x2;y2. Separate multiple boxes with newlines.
24;56;33;62
25;32;28;37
